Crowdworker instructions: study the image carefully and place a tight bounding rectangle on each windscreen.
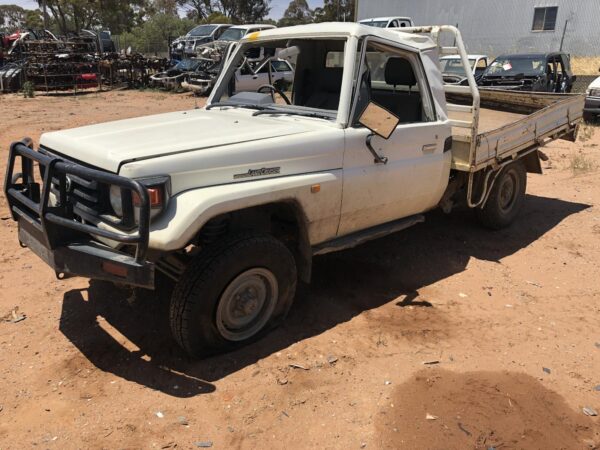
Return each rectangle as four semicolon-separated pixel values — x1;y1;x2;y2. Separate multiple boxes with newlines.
175;59;202;71
360;20;388;28
220;28;246;42
484;57;545;76
440;58;476;76
212;38;348;116
188;25;217;37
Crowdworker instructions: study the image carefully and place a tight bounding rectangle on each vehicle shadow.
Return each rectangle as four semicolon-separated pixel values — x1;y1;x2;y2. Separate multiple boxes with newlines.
59;194;589;397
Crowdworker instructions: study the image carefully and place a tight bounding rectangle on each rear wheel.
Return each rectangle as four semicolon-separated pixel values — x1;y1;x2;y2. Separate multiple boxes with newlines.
477;160;527;230
169;233;297;358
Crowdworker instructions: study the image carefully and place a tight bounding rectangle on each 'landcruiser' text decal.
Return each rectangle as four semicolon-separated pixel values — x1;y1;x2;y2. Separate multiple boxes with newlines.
234;167;281;180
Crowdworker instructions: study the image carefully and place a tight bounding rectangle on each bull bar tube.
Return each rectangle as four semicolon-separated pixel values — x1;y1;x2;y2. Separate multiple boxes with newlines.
4;140;155;288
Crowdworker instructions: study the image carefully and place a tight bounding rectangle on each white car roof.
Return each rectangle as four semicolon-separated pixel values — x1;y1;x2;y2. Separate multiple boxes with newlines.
359;17;412;22
230;24;276;30
588;76;600;90
441;54;488;60
241;22;435;51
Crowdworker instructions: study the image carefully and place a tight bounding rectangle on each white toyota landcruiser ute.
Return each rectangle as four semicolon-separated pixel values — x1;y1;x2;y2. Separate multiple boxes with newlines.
5;24;584;357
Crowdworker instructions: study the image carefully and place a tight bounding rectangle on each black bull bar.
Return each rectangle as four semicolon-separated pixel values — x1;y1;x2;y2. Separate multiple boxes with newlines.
3;140;155;288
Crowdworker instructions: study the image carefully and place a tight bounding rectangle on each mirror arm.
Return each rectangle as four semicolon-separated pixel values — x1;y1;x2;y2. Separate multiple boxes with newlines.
366;133;388;165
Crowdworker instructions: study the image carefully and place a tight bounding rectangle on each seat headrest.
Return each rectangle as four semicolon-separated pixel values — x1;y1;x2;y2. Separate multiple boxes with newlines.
321;67;343;92
385;57;417;87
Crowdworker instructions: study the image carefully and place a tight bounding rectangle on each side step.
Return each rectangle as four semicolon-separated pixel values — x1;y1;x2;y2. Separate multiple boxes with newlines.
312;214;425;256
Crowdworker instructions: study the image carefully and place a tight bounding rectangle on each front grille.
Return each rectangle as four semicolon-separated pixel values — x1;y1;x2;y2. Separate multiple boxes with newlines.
54;172;109;219
40;147;111;220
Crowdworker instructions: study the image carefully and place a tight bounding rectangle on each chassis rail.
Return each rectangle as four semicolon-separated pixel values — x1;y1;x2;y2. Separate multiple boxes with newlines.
4;140;154;288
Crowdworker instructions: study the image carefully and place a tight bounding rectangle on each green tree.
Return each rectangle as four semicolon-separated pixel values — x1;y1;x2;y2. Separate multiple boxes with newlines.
201;12;231;24
24;9;44;29
1;4;21;31
278;0;313;27
119;13;194;54
0;5;43;32
314;0;355;22
230;0;270;23
178;0;270;24
177;0;213;21
36;0;145;35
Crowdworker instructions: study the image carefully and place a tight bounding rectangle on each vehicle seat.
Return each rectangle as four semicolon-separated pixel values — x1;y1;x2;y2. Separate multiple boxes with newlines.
372;57;422;123
304;67;343;110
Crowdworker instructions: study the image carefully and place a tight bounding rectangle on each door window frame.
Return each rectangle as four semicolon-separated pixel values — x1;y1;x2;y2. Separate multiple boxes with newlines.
348;36;438;129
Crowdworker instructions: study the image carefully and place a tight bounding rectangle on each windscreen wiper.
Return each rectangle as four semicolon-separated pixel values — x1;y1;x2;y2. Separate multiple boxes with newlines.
252;109;334;120
205;102;273;111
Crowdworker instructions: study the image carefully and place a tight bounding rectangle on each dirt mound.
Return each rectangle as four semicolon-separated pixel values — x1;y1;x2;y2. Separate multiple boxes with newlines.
377;369;598;449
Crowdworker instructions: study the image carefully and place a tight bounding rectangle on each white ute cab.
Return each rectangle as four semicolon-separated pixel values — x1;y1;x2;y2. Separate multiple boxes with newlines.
5;24;585;357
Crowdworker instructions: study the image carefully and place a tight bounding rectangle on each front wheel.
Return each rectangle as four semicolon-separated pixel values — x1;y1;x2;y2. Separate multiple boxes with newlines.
169;233;297;357
476;160;527;230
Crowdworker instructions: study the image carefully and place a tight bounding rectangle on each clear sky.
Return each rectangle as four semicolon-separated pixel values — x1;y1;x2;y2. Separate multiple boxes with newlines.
0;0;325;20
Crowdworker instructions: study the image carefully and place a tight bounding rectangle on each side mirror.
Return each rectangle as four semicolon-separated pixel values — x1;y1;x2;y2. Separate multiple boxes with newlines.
359;102;400;139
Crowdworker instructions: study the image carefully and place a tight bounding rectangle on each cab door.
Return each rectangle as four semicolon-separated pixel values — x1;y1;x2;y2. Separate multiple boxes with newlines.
338;40;452;236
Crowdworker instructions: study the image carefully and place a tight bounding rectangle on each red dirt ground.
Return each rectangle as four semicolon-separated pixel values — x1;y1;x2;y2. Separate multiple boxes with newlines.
0;90;598;449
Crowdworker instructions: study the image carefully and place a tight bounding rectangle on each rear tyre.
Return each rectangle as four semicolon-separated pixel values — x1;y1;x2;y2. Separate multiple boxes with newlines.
476;160;527;230
169;233;297;358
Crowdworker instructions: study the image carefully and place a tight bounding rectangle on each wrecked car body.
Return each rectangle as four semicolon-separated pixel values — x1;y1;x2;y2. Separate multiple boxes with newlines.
478;52;575;93
171;24;232;61
149;58;206;90
182;52;294;96
440;54;488;85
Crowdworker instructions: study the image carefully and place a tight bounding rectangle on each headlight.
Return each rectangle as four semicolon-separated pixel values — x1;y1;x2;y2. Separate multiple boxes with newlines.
109;176;170;222
109;184;124;217
588;88;600;97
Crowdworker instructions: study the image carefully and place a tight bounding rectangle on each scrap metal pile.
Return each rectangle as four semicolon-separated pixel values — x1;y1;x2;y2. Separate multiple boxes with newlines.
100;52;169;89
0;30;169;93
150;43;229;94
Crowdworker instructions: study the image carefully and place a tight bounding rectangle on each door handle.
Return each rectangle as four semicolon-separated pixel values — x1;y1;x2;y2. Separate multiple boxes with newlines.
422;143;437;153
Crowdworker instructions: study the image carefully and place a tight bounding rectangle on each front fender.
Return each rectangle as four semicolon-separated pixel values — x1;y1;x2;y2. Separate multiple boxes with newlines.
148;171;343;252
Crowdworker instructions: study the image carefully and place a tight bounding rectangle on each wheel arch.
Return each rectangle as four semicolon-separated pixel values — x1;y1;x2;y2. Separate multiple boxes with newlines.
195;201;313;283
148;172;342;283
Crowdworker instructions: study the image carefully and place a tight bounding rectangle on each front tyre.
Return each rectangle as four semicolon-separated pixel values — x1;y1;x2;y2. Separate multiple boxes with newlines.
169;233;297;358
477;160;527;230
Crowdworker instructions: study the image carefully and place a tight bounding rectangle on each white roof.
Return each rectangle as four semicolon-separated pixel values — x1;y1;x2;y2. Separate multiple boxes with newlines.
359;17;412;22
241;22;436;51
441;54;488;60
231;24;276;30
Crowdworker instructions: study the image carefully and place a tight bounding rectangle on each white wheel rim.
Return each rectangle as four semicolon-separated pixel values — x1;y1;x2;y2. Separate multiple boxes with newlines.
215;268;278;342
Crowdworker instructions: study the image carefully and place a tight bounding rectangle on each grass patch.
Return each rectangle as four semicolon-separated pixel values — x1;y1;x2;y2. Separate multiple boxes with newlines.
571;57;600;76
570;153;596;174
578;123;596;142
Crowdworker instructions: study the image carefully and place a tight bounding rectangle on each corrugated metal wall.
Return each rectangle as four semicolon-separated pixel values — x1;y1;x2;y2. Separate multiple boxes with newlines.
356;0;600;57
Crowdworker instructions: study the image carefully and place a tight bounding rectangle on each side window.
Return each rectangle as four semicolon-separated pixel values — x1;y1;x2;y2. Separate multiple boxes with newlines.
391;20;399;28
359;42;435;124
399;20;409;27
532;6;558;31
257;62;270;74
326;51;344;68
476;59;487;69
271;60;291;72
239;61;253;76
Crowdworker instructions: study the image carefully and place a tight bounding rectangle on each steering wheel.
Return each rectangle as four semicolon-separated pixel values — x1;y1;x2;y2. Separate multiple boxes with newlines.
257;84;291;105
